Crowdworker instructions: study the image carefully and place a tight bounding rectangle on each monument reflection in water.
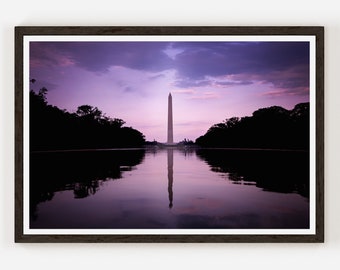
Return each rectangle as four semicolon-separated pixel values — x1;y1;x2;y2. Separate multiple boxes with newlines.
30;148;309;229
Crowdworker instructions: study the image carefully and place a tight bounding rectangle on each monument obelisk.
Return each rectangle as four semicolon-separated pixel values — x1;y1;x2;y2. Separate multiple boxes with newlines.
167;93;174;144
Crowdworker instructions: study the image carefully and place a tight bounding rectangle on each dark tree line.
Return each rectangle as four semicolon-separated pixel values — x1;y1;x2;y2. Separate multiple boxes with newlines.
196;149;309;198
30;88;145;151
30;149;145;222
195;103;309;150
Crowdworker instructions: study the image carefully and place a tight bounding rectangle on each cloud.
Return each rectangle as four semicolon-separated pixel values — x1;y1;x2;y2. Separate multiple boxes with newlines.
172;89;196;94
148;74;166;80
171;42;310;91
172;89;219;100
261;64;309;90
188;91;220;100
213;63;309;95
202;75;255;88
261;87;309;98
30;43;75;68
31;42;174;73
173;79;211;88
163;43;185;60
31;41;310;97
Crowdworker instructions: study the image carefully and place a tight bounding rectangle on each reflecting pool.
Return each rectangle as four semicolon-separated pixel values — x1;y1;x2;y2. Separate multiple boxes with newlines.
30;148;309;229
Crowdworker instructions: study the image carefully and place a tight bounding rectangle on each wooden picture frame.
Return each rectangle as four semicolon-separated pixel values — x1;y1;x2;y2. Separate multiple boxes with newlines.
15;26;324;243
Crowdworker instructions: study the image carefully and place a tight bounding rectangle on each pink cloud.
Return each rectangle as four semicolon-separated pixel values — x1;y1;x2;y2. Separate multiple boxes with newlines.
261;87;309;98
260;90;289;98
30;43;75;68
189;91;219;100
172;89;196;94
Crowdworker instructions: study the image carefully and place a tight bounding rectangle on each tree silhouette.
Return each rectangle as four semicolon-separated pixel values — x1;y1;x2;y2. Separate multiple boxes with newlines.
29;85;145;151
196;103;309;150
76;105;102;119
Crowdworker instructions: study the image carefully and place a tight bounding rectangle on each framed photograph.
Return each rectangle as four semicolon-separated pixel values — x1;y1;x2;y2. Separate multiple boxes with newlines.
15;26;324;243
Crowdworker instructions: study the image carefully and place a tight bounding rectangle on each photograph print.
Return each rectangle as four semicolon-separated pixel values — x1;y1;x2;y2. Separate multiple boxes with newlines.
15;27;324;242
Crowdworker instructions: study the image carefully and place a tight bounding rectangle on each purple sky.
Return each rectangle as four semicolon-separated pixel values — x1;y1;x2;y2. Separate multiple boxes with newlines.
29;41;310;142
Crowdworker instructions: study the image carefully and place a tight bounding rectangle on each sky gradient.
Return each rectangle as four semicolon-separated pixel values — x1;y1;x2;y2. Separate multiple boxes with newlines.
29;40;310;142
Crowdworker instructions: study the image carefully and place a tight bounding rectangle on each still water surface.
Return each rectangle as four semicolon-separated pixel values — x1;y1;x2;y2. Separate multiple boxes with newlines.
30;148;309;229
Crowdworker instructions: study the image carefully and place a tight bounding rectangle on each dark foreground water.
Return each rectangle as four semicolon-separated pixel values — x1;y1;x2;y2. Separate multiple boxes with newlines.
30;148;309;229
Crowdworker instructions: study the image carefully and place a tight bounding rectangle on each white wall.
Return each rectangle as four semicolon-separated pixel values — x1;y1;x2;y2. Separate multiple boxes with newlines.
1;1;339;269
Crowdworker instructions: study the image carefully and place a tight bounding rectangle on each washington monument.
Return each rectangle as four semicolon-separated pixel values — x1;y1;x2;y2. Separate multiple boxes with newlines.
167;93;174;144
